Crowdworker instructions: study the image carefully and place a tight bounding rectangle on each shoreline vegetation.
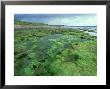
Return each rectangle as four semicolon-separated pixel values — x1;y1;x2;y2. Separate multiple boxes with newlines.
14;20;97;76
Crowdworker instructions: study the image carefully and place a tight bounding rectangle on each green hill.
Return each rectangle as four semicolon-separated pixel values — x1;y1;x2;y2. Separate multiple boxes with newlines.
14;20;48;26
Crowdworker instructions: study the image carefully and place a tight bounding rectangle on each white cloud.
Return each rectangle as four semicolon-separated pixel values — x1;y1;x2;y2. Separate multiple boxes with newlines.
47;15;97;26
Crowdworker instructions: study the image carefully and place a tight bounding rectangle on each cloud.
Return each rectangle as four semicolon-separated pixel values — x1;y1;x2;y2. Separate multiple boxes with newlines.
15;14;97;26
47;15;96;26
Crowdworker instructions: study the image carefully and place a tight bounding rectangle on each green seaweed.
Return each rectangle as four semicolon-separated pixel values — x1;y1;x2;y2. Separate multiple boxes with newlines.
14;21;97;76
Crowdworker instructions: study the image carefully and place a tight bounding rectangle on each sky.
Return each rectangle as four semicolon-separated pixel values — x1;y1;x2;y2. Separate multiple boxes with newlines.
15;14;97;26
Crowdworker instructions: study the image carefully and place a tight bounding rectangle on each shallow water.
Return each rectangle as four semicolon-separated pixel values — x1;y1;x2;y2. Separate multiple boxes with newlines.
84;31;97;36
